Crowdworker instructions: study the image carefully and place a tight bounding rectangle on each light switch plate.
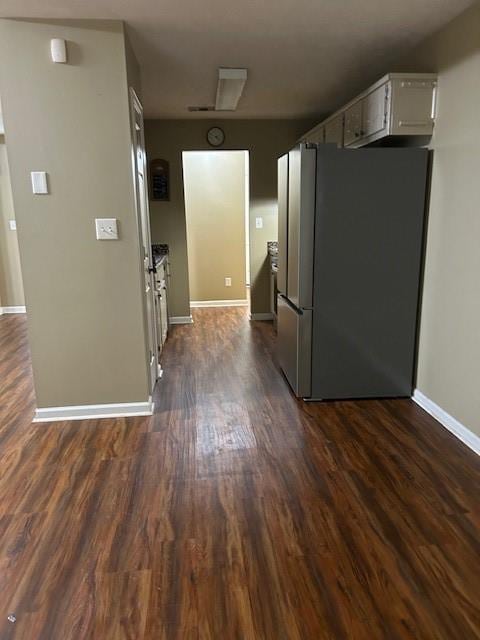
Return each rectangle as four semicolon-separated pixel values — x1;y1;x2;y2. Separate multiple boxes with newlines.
9;220;17;231
225;277;232;287
95;218;119;240
31;171;48;195
255;217;263;229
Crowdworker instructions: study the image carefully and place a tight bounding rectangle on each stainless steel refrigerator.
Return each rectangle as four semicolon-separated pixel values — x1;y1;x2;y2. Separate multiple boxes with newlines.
277;143;429;400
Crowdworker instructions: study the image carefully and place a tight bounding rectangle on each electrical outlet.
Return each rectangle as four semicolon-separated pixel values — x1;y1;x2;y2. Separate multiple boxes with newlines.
9;220;17;231
225;277;232;287
255;217;263;229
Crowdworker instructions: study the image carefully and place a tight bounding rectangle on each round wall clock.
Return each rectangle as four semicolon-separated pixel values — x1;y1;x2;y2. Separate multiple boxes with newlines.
207;126;225;147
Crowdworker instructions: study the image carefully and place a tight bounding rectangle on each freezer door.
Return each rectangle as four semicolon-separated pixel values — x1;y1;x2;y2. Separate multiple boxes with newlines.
277;295;312;398
277;154;288;295
287;144;316;309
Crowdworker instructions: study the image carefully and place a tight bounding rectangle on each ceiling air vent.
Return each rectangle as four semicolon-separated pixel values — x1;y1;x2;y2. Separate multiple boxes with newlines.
188;105;215;112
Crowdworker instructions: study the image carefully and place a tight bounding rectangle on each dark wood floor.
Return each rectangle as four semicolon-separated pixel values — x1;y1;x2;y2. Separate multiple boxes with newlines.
0;309;479;639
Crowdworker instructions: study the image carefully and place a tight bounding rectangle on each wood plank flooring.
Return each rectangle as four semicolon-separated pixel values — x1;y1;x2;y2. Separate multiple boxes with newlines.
0;308;479;639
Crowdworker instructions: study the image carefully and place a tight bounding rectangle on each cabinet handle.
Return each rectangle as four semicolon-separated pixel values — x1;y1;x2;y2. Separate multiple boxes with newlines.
398;120;430;127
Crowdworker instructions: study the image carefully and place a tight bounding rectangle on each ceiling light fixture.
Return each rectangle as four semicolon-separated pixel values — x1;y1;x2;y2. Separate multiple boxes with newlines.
215;68;248;111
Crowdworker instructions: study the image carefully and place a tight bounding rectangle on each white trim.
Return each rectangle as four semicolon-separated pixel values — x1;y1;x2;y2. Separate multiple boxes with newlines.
0;306;26;314
412;389;480;456
190;299;248;308
169;315;193;324
250;312;273;321
33;399;154;423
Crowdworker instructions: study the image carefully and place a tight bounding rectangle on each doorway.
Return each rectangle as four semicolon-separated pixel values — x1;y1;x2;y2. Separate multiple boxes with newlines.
0;120;25;315
182;150;250;308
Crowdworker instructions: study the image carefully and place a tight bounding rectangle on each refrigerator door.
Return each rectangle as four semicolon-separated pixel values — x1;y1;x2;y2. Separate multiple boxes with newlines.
277;153;289;295
311;146;429;399
277;295;312;398
287;144;316;309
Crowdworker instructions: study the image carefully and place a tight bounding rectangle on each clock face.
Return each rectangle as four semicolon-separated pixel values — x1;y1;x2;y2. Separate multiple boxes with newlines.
207;127;225;147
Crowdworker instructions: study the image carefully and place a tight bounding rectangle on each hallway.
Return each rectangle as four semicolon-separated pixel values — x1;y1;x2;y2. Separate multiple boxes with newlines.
0;309;479;639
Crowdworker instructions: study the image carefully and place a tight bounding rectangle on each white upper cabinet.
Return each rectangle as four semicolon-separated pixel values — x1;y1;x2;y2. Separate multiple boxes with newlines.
324;114;344;147
301;123;325;144
343;100;363;146
301;73;437;149
389;77;437;136
362;84;388;140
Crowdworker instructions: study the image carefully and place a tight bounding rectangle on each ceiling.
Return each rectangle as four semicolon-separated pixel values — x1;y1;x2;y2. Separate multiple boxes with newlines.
0;0;474;119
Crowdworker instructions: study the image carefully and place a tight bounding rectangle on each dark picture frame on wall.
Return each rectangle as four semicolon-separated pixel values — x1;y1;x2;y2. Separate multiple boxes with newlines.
150;158;170;201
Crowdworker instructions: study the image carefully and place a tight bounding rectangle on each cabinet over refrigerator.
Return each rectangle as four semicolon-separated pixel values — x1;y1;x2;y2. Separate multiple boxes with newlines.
277;144;429;400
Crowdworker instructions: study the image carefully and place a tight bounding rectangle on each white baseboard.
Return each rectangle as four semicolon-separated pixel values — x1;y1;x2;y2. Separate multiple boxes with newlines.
169;315;193;324
250;312;273;321
0;306;26;314
33;399;154;423
190;299;248;308
412;389;480;456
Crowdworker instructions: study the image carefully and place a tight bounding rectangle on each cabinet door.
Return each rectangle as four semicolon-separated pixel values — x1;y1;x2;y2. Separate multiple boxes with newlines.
155;262;165;288
160;285;168;345
362;84;388;139
303;124;324;144
344;101;363;146
390;78;437;136
154;292;163;355
311;125;325;144
324;114;344;147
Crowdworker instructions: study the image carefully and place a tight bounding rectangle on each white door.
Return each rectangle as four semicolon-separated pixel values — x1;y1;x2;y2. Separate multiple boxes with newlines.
130;88;159;391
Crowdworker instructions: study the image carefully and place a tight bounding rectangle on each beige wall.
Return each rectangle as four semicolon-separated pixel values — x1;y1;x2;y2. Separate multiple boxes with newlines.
0;19;150;408
145;119;313;316
394;3;480;436
0;139;24;307
183;151;247;302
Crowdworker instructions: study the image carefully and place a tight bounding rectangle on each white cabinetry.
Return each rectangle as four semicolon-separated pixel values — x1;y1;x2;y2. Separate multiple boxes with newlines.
301;73;437;149
324;114;344;147
154;260;169;354
389;77;437;136
302;123;324;144
343;100;363;146
362;83;388;139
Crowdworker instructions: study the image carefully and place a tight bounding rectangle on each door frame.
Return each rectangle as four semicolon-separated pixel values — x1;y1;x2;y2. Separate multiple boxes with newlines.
129;87;159;393
181;149;250;308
